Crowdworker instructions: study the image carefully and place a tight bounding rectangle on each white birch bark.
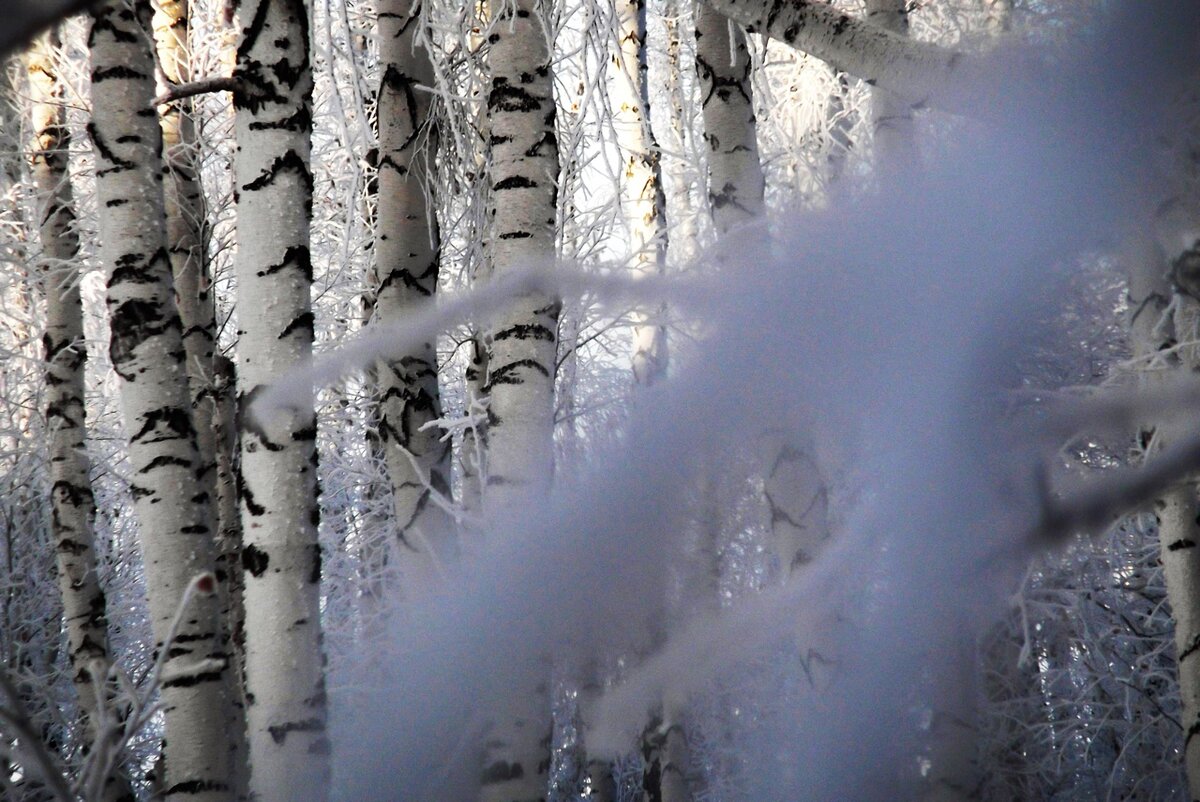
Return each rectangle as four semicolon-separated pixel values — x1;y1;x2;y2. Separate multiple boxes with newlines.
26;32;132;802
700;0;970;110
694;4;763;234
375;0;454;586
152;0;218;508
152;8;249;793
614;0;668;386
477;2;559;797
864;0;918;170
87;3;233;799
481;0;559;508
231;1;329;798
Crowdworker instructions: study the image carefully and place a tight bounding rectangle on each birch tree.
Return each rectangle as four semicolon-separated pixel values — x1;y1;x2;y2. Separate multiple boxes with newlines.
26;31;131;801
374;0;454;586
87;1;233;798
613;0;668;386
231;0;329;798
477;0;562;796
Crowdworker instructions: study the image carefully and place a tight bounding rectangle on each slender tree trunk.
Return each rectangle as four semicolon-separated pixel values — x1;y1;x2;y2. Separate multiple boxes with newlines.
865;0;918;170
477;1;561;797
375;0;454;587
694;5;763;233
26;31;132;802
87;3;233;799
151;6;249;794
614;0;668;386
231;1;329;799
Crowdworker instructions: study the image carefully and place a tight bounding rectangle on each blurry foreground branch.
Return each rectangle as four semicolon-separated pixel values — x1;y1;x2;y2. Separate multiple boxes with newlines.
0;0;97;59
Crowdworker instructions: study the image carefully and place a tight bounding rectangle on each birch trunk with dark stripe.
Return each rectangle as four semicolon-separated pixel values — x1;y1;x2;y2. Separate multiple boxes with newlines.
478;1;559;797
86;3;233;799
375;0;454;588
231;1;329;798
152;6;249;793
694;5;762;233
26;31;133;802
614;0;668;386
700;0;967;109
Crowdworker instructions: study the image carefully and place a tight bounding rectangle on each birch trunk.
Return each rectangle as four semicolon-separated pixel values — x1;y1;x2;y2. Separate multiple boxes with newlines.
482;0;559;508
614;0;668;385
152;7;249;793
26;32;132;802
700;0;967;109
694;4;763;234
865;0;918;170
152;0;218;506
375;0;454;586
87;3;232;799
478;1;560;797
231;1;329;798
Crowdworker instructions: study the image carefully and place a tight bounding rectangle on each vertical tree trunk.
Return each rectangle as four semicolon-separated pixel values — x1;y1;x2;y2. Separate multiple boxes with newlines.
375;0;454;587
865;0;918;170
231;1;329;799
694;5;763;234
151;6;249;794
478;1;560;798
26;30;133;802
87;3;233;799
614;0;668;386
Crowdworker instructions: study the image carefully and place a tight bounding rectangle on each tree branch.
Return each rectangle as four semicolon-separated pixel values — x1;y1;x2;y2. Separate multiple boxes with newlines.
153;76;238;107
701;0;970;110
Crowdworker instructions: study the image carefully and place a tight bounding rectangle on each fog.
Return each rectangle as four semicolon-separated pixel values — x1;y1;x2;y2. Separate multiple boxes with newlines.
313;5;1200;799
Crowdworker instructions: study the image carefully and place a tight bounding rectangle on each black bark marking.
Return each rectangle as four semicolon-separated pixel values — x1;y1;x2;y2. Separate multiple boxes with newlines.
242;543;270;577
128;406;194;444
494;175;537;191
237;386;286;451
493;323;554;342
485;358;551;388
138;455;192;474
278;311;314;340
162;669;224;689
163;780;230;795
108;299;182;380
86;122;135;176
309;543;321;584
267;717;324;744
257;244;312;281
480;761;524;784
240;149;313;195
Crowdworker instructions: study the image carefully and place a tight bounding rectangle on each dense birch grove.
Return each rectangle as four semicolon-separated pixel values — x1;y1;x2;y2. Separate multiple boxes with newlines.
0;1;1199;800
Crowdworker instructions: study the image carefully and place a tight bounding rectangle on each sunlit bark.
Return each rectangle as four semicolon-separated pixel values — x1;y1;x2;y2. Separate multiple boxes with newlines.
232;1;329;798
87;2;232;798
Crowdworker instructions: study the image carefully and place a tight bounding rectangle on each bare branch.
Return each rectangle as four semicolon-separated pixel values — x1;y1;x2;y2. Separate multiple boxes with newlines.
0;0;97;59
153;76;238;107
